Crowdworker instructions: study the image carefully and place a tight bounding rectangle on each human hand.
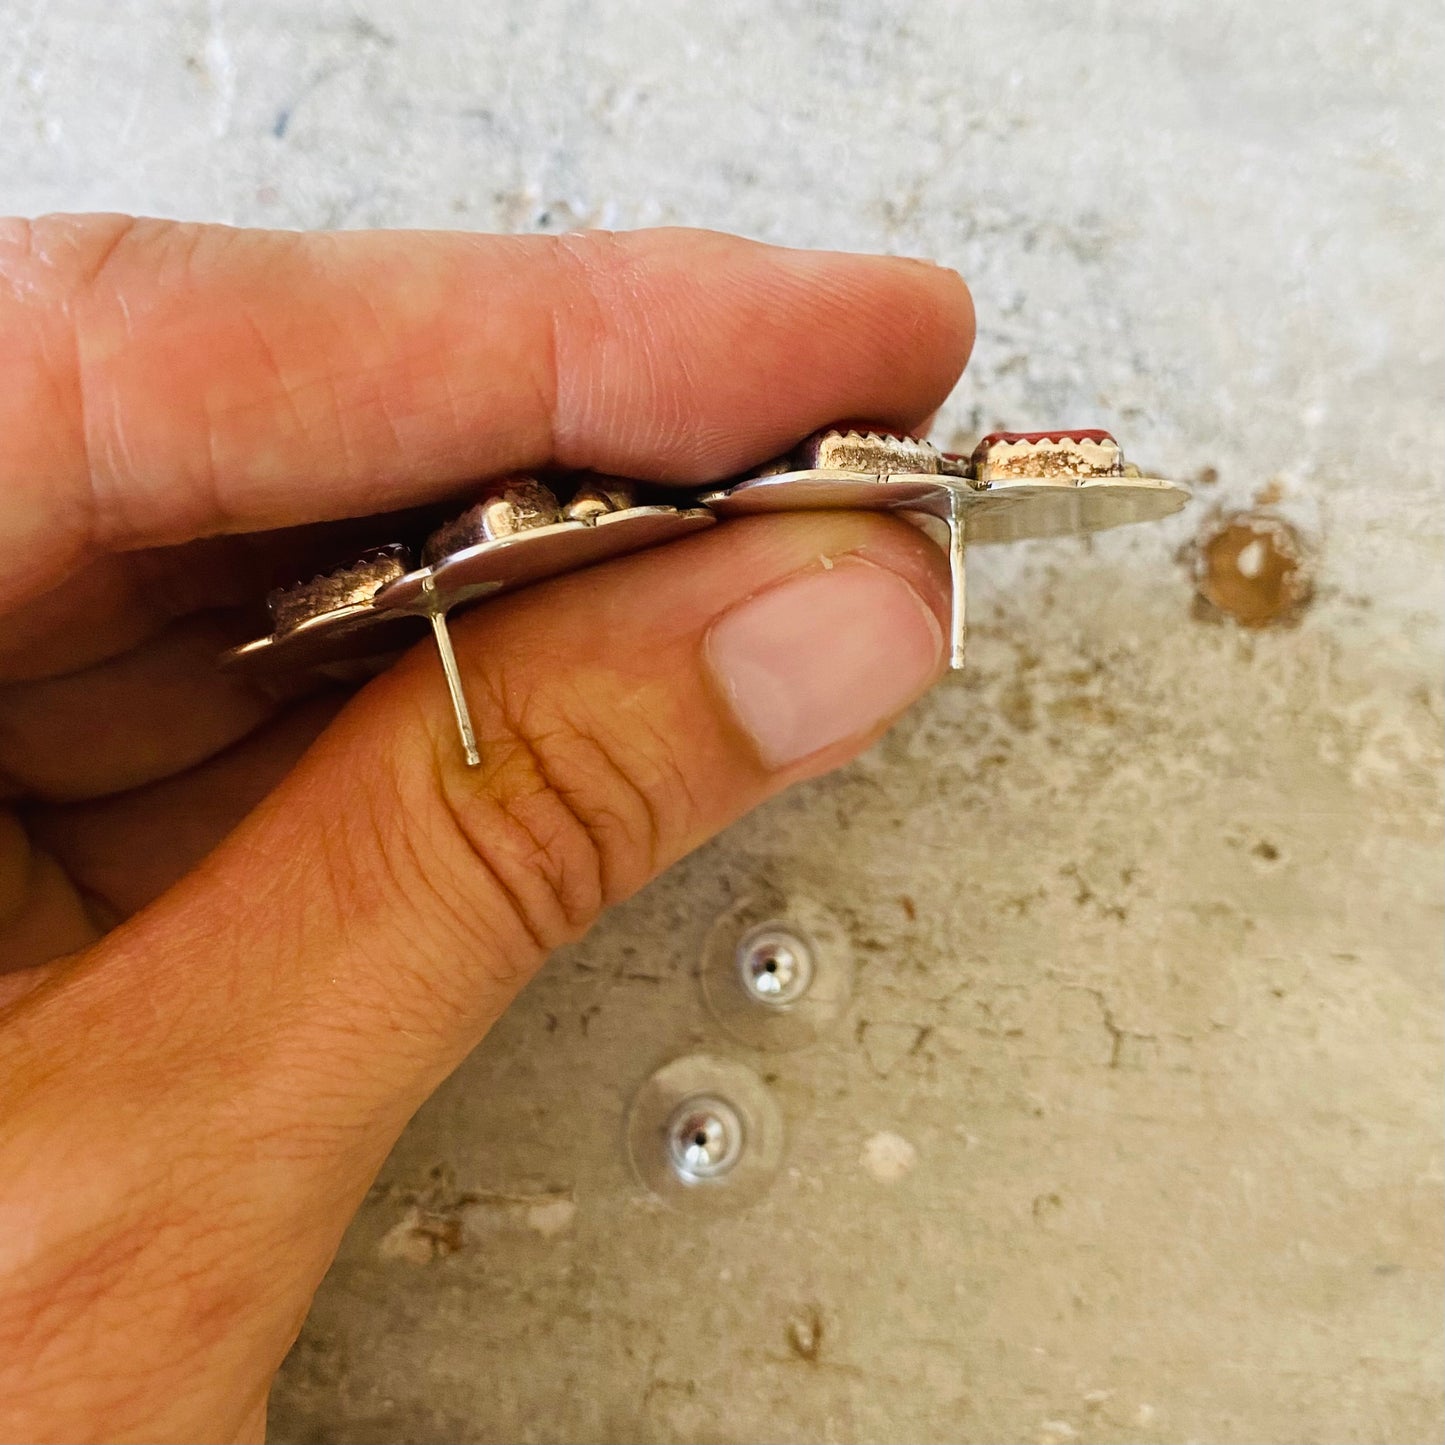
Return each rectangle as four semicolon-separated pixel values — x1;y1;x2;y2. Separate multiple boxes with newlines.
0;216;973;1441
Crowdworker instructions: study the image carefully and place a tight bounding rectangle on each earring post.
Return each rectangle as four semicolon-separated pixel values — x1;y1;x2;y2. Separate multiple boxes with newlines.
947;488;967;670
422;578;481;767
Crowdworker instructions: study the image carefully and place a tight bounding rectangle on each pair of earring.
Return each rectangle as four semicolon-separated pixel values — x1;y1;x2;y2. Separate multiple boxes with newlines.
222;426;1188;764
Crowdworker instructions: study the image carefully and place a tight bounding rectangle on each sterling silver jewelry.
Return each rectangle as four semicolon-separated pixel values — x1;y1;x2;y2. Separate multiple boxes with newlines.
221;426;1188;764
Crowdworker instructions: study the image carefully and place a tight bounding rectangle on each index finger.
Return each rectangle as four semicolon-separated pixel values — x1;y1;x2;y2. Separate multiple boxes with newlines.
0;218;974;609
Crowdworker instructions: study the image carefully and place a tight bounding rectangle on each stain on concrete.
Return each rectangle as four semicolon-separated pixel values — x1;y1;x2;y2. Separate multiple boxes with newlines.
1191;512;1315;628
856;1019;930;1077
375;1182;577;1263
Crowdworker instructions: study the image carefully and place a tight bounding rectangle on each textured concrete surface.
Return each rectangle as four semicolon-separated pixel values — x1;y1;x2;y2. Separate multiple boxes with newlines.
3;1;1442;1441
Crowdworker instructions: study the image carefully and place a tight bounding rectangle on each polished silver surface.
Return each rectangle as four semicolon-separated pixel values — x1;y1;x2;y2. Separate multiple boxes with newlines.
221;604;420;673
948;474;1190;542
562;478;637;522
377;506;714;617
702;468;1189;541
420;478;564;564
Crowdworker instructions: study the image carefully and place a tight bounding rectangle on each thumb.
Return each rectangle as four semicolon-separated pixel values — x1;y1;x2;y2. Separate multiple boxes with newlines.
227;508;947;1098
264;508;947;1094
0;508;948;1440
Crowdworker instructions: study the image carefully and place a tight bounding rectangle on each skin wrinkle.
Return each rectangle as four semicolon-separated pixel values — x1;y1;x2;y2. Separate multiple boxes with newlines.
390;775;545;1008
0;229;90;601
308;692;545;1006
331;262;408;482
400;724;559;971
437;723;601;950
68;217;165;556
0;614;282;803
423;659;605;953
5;1241;144;1383
237;303;320;485
560;683;699;891
643;276;723;461
525;717;656;908
3;1129;282;1438
0;1138;197;1356
365;774;519;1017
547;231;618;471
351;247;476;464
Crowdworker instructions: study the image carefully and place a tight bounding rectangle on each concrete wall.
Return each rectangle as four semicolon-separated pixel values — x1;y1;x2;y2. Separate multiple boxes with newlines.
4;1;1440;1440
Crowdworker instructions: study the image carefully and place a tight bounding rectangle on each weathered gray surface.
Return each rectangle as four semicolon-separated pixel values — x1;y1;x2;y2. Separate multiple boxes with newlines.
3;1;1441;1441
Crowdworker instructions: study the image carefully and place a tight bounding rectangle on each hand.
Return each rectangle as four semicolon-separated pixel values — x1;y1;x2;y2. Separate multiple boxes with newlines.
0;216;973;1442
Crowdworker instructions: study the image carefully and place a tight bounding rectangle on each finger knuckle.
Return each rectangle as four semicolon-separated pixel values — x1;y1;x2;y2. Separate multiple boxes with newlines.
408;662;690;970
542;230;680;465
0;215;145;569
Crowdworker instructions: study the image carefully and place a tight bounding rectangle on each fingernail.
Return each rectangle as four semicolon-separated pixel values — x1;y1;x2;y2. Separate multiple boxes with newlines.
705;557;944;769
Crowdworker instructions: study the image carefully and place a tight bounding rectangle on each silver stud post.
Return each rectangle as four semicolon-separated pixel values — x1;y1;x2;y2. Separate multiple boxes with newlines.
422;577;481;767
665;1095;745;1183
736;924;815;1008
947;487;967;669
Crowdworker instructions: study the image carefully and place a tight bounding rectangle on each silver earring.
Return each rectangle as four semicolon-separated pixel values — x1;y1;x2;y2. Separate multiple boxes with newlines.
221;427;1187;765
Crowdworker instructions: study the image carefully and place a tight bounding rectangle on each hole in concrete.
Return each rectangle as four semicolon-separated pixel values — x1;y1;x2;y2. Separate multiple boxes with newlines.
1192;513;1314;628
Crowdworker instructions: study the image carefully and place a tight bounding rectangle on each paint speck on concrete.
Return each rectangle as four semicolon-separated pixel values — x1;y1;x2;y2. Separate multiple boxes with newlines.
861;1131;918;1183
1036;1420;1077;1445
376;1189;576;1261
521;1195;577;1237
377;1206;463;1265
